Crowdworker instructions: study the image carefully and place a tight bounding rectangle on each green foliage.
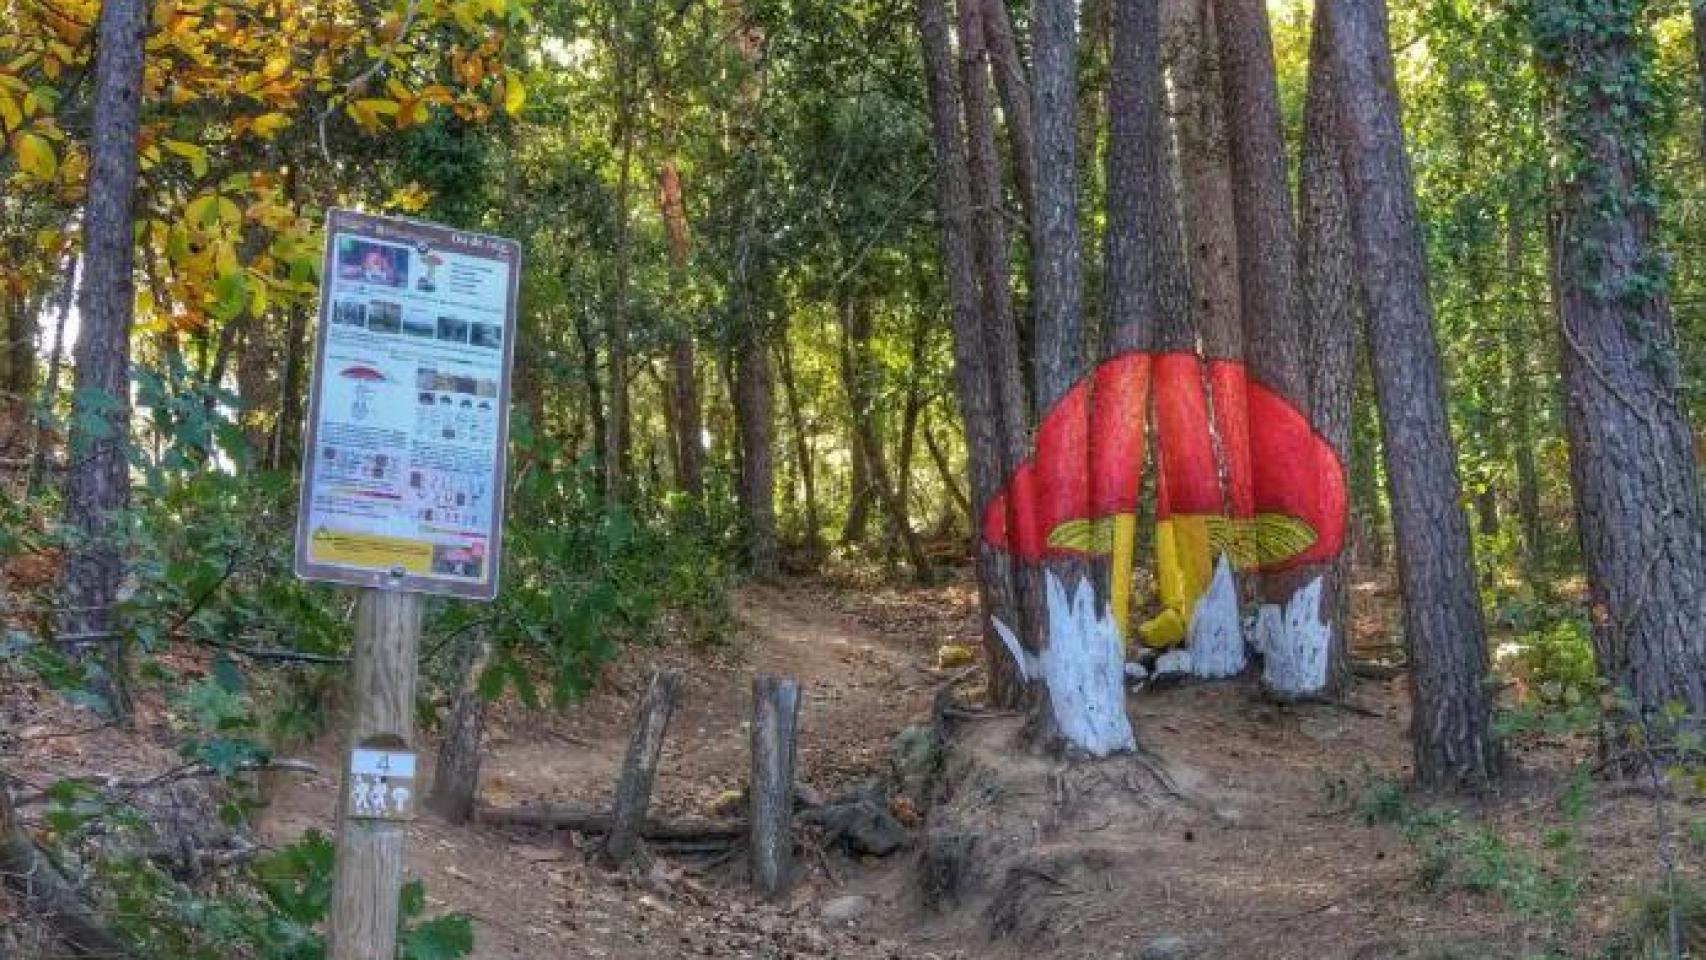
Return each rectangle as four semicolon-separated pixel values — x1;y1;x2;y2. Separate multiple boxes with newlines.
1360;774;1589;936
463;412;731;707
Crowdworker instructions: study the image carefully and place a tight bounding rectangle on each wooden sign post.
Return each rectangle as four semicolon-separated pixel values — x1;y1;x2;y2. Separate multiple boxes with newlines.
293;209;521;960
328;590;422;960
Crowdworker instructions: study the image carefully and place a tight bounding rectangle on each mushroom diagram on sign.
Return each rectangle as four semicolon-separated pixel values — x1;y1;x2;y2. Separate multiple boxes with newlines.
980;351;1347;696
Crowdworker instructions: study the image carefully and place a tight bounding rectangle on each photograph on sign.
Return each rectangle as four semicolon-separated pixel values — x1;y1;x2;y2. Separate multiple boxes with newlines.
294;209;521;600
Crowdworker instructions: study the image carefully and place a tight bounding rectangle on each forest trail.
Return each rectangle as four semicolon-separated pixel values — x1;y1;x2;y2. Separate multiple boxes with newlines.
259;577;976;959
246;574;1683;959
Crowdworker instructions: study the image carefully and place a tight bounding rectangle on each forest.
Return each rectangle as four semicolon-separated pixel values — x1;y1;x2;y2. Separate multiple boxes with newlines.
0;0;1702;954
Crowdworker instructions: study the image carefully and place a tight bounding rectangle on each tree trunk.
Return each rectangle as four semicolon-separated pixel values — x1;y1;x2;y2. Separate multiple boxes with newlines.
774;336;822;550
1529;0;1706;722
268;302;309;470
838;298;930;581
1692;0;1706;170
59;0;150;722
603;669;683;866
735;329;778;578
1022;0;1135;755
578;308;609;497
1504;212;1545;581
978;0;1037;225
605;88;636;505
657;160;706;501
917;0;1026;706
1328;0;1499;788
426;640;491;825
1296;0;1357;698
923;418;973;530
1216;0;1335;700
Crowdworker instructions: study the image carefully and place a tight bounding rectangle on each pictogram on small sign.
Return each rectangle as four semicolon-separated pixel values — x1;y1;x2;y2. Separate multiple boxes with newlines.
346;749;417;820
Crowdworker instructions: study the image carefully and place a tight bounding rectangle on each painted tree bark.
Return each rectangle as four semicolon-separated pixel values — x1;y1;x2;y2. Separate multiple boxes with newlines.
917;0;1025;705
1215;0;1330;698
59;0;151;720
1529;0;1706;721
1327;0;1499;788
1296;0;1356;698
1017;0;1135;755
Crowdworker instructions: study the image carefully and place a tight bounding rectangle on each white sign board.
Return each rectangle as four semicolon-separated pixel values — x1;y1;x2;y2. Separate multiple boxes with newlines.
294;208;520;600
346;748;417;820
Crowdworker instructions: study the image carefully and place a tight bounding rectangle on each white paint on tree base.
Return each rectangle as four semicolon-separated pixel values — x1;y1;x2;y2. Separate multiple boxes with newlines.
1254;574;1330;697
989;571;1136;758
1187;555;1245;679
1154;648;1192;678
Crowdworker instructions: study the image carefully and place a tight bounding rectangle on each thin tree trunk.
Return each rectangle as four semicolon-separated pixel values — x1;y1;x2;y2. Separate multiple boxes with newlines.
606;84;637;505
774;336;822;549
736;333;778;577
27;262;74;496
1530;0;1706;722
978;0;1037;225
918;0;1025;705
578;308;609;496
657;159;706;501
1328;0;1499;788
923;418;973;529
268;302;309;470
838;298;930;581
426;640;491;825
1296;0;1357;698
59;0;151;722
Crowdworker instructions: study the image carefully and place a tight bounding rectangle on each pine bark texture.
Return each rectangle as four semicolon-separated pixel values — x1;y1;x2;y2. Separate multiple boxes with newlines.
917;0;1025;705
1164;0;1243;362
59;0;151;718
1534;0;1706;719
1327;0;1499;788
1297;1;1357;697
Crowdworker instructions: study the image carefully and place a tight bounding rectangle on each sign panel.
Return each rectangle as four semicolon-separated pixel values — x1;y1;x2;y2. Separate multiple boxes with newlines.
294;208;520;600
345;748;417;820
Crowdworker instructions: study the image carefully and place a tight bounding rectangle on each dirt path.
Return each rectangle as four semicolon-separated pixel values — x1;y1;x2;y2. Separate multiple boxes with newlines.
259;577;975;959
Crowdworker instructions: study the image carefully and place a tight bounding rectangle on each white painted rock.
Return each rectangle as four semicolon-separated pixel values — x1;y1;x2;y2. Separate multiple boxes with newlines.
1154;649;1193;678
1124;661;1149;685
819;894;872;924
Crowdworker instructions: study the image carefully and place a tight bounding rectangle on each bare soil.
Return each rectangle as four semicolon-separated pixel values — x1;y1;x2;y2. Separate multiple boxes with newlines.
5;570;1699;959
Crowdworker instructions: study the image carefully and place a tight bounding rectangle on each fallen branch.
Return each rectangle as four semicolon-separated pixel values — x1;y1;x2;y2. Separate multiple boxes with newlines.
0;782;138;958
477;805;745;843
11;758;318;806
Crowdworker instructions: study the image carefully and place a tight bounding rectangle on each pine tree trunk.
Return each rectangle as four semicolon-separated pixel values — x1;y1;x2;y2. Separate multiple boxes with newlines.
59;0;151;721
977;0;1037;225
1216;0;1331;698
917;0;1025;705
1024;0;1135;755
1530;0;1706;721
1328;0;1499;788
1296;0;1357;698
774;337;822;550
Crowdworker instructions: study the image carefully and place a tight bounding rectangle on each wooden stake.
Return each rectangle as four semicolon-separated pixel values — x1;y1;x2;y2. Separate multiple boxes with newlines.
602;668;683;866
748;674;801;898
328;588;423;960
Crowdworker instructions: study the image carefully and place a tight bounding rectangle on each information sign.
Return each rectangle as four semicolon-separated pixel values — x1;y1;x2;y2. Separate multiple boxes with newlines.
294;208;520;600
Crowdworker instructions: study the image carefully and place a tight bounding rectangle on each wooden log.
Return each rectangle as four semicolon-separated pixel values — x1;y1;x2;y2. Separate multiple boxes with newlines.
425;639;491;825
602;668;684;866
748;674;801;899
477;805;743;842
328;589;422;960
0;784;136;958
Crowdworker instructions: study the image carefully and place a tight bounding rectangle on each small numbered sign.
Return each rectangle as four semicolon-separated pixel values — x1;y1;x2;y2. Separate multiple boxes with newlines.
346;749;417;821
